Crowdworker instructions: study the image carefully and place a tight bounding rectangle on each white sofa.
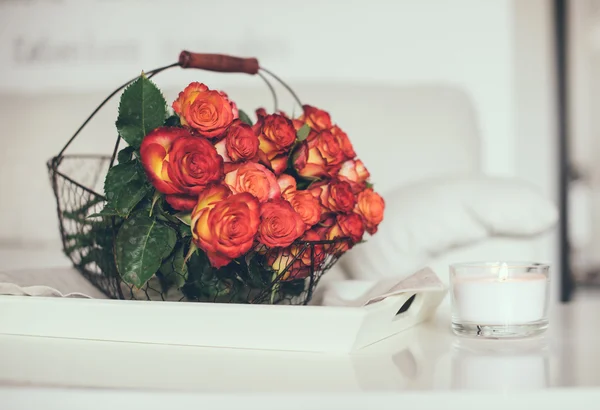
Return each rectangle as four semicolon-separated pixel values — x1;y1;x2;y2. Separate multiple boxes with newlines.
0;82;556;292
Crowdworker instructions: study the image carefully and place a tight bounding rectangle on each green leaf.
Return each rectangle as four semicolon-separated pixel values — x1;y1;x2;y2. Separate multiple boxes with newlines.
296;124;310;141
116;75;167;148
104;161;152;218
62;197;105;221
88;204;119;218
280;278;306;297
238;109;253;126
159;243;188;290
117;146;135;164
115;213;177;288
178;224;192;238
164;115;181;127
78;247;118;278
175;212;192;226
365;181;374;189
245;255;270;288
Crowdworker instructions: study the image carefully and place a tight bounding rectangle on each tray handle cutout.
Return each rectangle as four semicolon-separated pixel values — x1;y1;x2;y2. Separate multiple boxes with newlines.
396;294;417;315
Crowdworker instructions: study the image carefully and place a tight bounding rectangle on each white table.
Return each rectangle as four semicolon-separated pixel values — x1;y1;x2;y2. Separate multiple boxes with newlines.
1;289;599;409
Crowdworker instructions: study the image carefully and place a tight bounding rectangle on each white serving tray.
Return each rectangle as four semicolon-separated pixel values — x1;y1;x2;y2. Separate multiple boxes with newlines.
0;289;445;353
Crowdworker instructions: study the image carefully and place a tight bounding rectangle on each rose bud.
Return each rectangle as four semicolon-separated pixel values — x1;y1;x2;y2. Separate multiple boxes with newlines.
297;105;332;131
255;113;296;159
337;159;370;193
191;185;260;268
172;82;237;138
255;107;268;119
327;213;365;252
258;199;306;248
312;179;356;214
284;189;322;227
330;125;356;160
292;129;345;179
140;127;224;211
224;162;280;203
214;120;259;163
355;188;385;235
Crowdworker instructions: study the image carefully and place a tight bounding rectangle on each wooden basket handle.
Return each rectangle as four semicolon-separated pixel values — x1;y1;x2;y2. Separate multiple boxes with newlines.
178;51;260;75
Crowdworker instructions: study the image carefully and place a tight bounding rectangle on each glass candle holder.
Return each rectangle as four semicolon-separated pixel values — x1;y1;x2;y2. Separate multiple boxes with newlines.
450;262;550;338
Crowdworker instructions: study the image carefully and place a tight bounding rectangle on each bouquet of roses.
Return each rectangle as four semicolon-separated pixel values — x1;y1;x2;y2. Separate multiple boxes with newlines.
96;74;384;303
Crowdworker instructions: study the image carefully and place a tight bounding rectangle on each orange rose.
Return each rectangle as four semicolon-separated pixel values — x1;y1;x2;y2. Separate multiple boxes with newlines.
224;162;280;203
140;127;223;211
267;229;326;281
337;159;370;193
284;189;322;227
255;114;296;159
172;82;237;138
292;130;344;179
330;126;356;160
214;120;259;162
191;183;231;217
191;185;260;268
355;188;385;234
327;213;365;251
277;174;297;194
258;199;306;248
298;105;332;131
312;179;356;213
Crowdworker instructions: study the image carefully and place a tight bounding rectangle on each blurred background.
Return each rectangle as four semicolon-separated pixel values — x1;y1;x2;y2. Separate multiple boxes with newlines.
0;0;595;302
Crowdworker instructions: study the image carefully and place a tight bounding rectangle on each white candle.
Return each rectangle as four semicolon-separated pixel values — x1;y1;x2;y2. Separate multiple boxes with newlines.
451;263;549;325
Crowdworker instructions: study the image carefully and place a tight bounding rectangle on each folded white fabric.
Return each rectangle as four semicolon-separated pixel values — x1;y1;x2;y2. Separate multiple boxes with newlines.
0;282;93;298
340;176;558;281
0;267;107;299
321;267;446;307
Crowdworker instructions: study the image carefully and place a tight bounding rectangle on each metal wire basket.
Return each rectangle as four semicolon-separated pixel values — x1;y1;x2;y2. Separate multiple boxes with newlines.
47;52;350;305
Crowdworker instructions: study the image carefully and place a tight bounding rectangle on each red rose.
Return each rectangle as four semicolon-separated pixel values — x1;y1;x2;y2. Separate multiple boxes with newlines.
256;114;296;159
298;105;332;131
330;125;356;160
284;189;322;227
191;185;260;268
292;130;344;179
140;127;223;211
355;188;385;234
327;213;365;251
338;159;370;193
258;199;306;248
172;82;237;138
224;162;280;203
312;179;356;213
214;120;259;162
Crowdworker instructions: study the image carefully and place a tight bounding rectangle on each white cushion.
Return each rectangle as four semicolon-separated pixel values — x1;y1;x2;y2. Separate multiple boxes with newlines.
340;176;558;280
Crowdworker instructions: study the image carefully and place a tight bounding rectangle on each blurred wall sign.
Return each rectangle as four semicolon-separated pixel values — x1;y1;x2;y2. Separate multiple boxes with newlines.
12;36;140;65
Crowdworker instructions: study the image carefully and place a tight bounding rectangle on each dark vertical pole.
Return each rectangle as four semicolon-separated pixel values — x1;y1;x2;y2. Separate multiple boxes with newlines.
554;0;573;302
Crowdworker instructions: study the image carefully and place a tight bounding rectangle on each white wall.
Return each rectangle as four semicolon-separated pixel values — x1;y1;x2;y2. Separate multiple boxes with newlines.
0;0;518;176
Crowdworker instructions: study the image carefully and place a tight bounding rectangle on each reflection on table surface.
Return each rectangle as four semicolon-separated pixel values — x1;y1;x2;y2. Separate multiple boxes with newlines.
0;297;598;393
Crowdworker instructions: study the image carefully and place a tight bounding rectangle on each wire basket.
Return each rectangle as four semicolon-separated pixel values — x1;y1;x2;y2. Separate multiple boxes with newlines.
47;52;350;305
